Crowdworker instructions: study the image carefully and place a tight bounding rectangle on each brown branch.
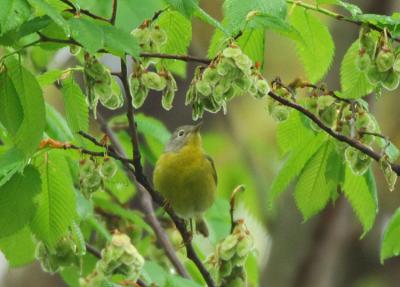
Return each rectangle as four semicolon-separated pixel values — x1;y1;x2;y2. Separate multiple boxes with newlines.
95;114;191;279
267;90;400;175
85;243;101;258
139;52;211;65
110;0;118;25
60;0;110;23
119;58;215;286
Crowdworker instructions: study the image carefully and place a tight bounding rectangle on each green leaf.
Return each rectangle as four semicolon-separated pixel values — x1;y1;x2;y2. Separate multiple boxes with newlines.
61;76;89;137
5;59;46;158
165;0;197;17
45;103;74;142
342;167;378;236
381;208;400;262
37;69;64;87
294;143;335;220
0;226;36;267
0;0;31;35
69;18;104;54
276;111;315;156
102;25;140;58
268;133;327;205
156;10;192;77
290;7;335;83
0;165;41;238
0;148;26;187
340;40;374;99
136;113;171;145
338;1;362;17
0;71;23;137
31;151;76;247
236;28;265;65
27;0;70;36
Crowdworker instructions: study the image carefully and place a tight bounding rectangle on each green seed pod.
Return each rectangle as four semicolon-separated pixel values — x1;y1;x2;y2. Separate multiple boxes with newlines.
129;75;141;95
69;45;81;56
203;67;219;84
271;105;290;122
217;58;235;76
380;157;397;191
192;101;204;121
85;57;108;81
185;85;196;105
196;80;212;96
202;97;221;113
236;236;254;257
224;277;245;287
79;159;96;179
222;46;242;58
255;79;270;98
345;147;372;176
219;234;238;261
233;53;252;74
366;64;383;85
320;105;337;127
131;86;149;108
224;86;237;100
381;70;400;91
235;76;252;91
150;26;167;45
94;81;112;101
355;51;371;71
82;170;102;189
101;92;124;110
305;96;318;114
131;27;150;44
393;54;400;73
141;72;167;91
355;113;372;130
100;158;118;179
360;33;376;56
376;49;395;72
162;87;175;110
317;96;334;110
220;260;233;277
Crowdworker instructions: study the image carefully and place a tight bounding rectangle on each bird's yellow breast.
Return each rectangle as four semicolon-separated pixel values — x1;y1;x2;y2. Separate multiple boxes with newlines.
153;144;216;219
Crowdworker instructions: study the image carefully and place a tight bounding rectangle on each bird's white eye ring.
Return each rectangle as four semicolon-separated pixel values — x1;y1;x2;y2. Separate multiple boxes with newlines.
178;130;184;137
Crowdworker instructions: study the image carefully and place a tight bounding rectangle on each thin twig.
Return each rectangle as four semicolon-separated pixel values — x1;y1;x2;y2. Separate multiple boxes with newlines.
140;52;211;65
60;0;110;23
85;243;101;258
110;0;118;25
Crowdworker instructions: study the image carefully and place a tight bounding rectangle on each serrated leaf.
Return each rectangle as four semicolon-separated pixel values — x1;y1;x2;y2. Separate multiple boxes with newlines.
31;151;76;247
28;0;70;36
236;28;265;65
4;59;46;158
0;148;26;187
136;113;171;145
268;133;327;205
294;143;335;220
102;25;140;58
69;18;104;54
156;10;192;77
343;167;378;236
45;104;74;142
61;76;89;137
276;111;315;156
165;0;197;17
0;165;41;238
37;69;64;87
290;7;335;83
0;226;36;267
381;208;400;262
0;0;31;35
0;71;23;137
340;40;374;99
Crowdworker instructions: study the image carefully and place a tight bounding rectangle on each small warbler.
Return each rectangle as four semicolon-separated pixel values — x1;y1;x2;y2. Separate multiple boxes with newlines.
153;123;217;237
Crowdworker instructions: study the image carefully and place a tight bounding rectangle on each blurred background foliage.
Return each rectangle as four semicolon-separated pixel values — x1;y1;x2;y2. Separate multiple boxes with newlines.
1;0;400;286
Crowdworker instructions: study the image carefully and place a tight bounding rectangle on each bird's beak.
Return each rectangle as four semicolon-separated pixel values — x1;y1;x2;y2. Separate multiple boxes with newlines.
193;122;203;133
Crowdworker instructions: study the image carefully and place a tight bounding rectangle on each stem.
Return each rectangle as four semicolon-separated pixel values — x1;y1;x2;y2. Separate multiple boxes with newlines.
110;0;118;25
60;0;110;23
140;52;211;65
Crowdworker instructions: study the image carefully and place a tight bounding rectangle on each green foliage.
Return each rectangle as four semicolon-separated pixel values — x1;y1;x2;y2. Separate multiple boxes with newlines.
31;151;77;247
381;208;400;262
0;0;31;35
60;75;89;137
342;167;378;236
102;25;140;58
69;18;104;54
340;40;374;99
294;143;336;220
0;165;41;237
290;6;335;83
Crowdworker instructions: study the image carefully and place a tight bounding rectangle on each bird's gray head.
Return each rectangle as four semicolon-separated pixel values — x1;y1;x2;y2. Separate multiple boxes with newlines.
164;123;202;152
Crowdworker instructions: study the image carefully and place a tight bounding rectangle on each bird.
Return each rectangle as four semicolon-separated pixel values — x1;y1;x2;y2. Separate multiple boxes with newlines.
153;122;217;237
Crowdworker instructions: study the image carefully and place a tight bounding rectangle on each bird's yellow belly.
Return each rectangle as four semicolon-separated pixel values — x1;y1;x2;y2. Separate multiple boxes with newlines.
153;147;216;219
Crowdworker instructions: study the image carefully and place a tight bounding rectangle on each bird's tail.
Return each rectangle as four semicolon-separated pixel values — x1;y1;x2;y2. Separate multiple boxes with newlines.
195;217;209;237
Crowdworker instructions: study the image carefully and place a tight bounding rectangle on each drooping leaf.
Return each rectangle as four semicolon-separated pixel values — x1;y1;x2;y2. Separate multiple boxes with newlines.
5;58;46;158
268;133;327;205
381;208;400;262
0;226;36;267
61;76;89;136
0;0;31;35
294;143;335;220
31;151;76;247
156;10;192;77
0;165;41;238
0;148;26;187
69;18;104;54
102;25;140;58
290;7;335;83
342;167;378;236
28;0;70;36
45;103;74;142
340;40;374;99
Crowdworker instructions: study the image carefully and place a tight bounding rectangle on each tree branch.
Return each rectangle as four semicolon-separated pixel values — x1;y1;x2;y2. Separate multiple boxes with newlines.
110;0;118;25
60;0;110;23
140;52;211;65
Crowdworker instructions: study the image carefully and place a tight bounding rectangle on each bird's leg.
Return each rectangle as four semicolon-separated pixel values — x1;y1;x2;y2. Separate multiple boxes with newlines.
177;219;193;249
161;199;172;213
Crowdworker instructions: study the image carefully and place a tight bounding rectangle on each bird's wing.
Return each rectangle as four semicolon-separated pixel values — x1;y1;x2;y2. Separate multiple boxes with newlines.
205;155;218;185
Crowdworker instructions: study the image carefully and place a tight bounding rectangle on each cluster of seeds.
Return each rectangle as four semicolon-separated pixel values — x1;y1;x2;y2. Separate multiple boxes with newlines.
186;44;270;120
266;85;292;122
80;232;144;287
380;155;397;191
129;65;177;110
131;20;167;54
356;28;400;91
204;220;254;287
36;237;80;273
84;55;123;114
79;157;118;198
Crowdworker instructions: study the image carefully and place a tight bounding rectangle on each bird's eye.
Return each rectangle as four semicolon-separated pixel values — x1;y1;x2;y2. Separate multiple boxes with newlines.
178;130;185;137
